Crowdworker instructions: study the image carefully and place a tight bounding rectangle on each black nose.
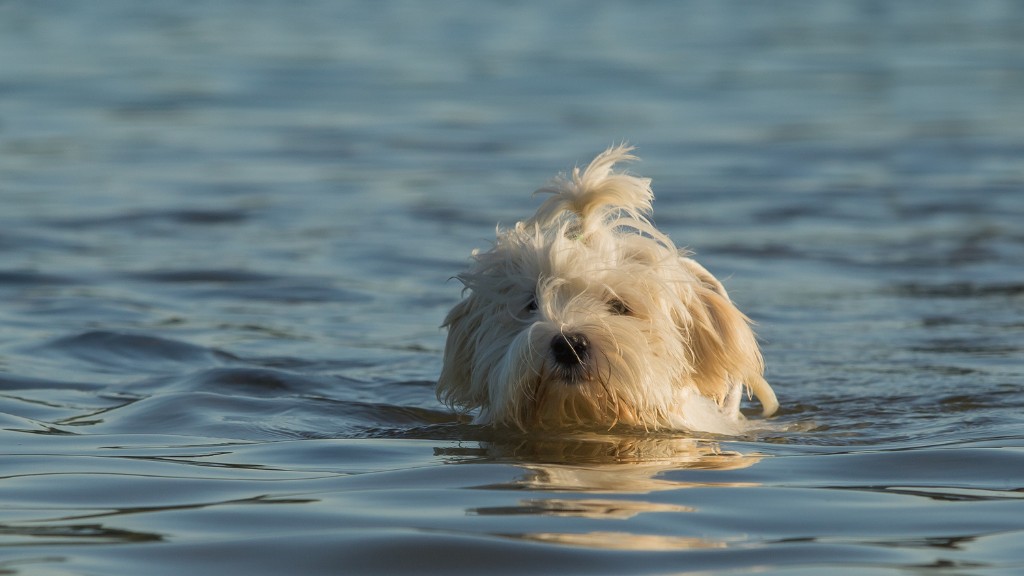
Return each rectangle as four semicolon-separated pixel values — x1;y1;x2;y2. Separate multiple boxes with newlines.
550;333;590;366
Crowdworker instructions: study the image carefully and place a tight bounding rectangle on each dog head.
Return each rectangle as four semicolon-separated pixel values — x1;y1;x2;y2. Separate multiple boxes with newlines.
438;145;776;431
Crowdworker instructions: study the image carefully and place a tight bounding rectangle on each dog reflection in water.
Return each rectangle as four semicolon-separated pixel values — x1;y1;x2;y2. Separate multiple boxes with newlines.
441;433;763;551
439;145;777;435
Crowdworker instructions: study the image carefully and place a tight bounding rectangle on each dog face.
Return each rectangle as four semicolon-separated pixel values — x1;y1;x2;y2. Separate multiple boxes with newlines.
438;146;777;432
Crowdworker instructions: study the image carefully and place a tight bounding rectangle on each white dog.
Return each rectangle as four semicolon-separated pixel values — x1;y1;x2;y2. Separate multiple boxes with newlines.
438;145;777;434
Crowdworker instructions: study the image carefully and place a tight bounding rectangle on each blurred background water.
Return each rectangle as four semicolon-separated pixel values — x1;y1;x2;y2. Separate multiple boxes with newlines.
2;1;1023;574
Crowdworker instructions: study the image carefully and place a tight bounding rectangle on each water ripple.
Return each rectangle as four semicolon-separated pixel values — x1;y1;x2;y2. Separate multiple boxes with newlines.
2;1;1023;574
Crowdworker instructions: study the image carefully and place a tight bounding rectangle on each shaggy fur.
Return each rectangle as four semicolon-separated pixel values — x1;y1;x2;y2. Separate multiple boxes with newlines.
438;145;777;433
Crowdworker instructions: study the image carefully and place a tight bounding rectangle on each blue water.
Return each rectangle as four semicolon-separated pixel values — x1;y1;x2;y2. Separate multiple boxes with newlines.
2;1;1024;574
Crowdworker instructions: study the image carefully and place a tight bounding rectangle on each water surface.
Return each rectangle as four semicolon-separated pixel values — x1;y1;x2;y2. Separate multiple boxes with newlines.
2;1;1023;574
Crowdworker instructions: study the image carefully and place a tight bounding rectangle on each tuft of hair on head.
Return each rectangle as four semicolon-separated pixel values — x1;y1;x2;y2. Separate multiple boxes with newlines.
529;144;654;234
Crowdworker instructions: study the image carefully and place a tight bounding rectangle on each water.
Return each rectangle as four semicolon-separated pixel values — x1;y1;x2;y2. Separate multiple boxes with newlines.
2;1;1023;574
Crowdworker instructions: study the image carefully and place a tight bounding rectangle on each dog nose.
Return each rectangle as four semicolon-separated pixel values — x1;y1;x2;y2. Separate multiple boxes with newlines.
550;333;590;366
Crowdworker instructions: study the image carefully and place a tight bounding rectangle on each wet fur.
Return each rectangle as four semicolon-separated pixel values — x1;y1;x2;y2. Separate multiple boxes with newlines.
438;145;777;432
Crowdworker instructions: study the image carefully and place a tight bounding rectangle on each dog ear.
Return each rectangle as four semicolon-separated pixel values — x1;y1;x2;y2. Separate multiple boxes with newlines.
437;293;486;412
678;258;778;416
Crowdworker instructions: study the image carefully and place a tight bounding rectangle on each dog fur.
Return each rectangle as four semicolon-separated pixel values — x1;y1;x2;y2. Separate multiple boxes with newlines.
438;145;777;433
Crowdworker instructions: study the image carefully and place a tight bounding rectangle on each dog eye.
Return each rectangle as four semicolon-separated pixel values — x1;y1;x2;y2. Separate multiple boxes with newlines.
607;298;631;315
524;297;538;313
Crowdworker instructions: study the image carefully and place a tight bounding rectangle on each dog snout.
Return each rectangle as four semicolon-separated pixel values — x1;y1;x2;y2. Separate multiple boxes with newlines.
550;333;590;366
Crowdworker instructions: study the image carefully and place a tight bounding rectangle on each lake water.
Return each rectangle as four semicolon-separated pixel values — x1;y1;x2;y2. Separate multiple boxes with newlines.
2;1;1024;574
